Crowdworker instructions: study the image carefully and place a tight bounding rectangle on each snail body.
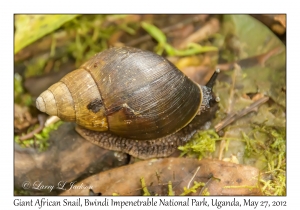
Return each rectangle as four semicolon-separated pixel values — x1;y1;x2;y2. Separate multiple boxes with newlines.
36;46;219;159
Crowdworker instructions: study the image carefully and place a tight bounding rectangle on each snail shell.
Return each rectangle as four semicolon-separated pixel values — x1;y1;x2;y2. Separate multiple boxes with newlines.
36;47;203;140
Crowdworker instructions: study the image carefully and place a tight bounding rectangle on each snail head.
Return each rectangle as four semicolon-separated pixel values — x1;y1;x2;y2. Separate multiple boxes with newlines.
200;69;220;113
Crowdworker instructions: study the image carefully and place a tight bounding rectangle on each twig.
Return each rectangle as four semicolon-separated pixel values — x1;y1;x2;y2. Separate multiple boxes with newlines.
214;96;269;132
216;47;283;71
178;18;220;49
187;166;201;189
19;115;46;141
218;137;227;160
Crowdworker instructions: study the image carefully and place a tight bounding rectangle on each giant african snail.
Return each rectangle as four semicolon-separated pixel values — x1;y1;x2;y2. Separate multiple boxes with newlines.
36;46;219;159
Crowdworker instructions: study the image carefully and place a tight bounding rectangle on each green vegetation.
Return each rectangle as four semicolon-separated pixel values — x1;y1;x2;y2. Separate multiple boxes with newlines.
138;177;207;196
15;121;63;152
15;15;79;53
142;22;218;56
180;181;206;196
140;177;151;196
243;124;286;195
14;73;32;106
178;130;219;159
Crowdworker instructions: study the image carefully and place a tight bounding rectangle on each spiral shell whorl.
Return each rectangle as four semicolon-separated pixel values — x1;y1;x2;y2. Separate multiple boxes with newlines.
36;69;108;131
36;90;57;115
36;46;203;140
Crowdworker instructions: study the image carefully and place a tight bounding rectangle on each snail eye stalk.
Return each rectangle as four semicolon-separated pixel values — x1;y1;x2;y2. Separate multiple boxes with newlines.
206;69;220;88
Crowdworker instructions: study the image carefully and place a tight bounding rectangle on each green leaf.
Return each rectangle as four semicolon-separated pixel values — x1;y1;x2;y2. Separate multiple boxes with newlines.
171;43;218;56
141;22;167;44
222;15;286;107
15;14;80;53
141;22;218;56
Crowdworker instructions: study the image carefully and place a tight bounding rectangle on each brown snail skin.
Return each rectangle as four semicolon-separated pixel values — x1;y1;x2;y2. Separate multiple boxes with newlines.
36;46;219;159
